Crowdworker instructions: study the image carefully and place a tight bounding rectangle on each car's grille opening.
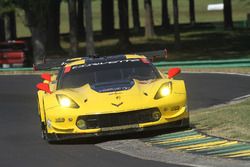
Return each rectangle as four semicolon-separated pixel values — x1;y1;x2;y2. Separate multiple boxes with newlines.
77;108;160;129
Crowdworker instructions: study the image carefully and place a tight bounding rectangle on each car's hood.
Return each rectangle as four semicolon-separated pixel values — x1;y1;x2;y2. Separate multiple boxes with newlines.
57;79;168;115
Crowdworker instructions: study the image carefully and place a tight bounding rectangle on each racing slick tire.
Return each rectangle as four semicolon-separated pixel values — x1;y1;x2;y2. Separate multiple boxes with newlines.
40;122;47;140
40;121;58;144
181;117;190;130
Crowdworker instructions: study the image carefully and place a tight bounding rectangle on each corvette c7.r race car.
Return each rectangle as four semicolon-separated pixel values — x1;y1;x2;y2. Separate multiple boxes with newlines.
36;54;189;142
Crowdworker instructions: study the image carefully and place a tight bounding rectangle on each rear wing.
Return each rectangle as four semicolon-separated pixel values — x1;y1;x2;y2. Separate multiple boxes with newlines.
33;58;66;71
33;57;86;71
33;49;168;71
136;49;168;62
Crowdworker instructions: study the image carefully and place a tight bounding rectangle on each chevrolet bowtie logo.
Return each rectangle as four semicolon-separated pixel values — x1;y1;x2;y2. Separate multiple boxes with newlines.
111;102;123;107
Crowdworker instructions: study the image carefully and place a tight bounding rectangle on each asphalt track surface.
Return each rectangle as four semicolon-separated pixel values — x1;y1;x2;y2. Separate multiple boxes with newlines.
0;73;250;167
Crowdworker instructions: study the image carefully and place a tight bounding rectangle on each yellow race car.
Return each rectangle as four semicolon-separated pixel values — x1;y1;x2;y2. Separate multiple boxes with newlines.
36;54;189;142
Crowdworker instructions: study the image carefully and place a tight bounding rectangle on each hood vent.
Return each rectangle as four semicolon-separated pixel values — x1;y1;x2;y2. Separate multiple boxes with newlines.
91;80;134;93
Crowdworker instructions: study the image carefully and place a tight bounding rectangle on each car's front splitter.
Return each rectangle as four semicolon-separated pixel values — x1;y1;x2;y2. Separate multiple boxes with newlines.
46;118;189;142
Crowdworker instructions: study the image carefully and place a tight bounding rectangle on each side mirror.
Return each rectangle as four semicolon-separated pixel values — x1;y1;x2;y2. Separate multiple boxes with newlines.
41;73;51;82
168;68;181;79
36;83;51;94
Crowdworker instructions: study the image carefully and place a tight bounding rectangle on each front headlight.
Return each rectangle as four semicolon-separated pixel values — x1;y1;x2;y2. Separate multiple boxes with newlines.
154;82;172;99
56;94;79;108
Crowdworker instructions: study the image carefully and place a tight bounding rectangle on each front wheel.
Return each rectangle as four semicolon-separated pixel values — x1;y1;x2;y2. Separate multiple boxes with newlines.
40;121;59;144
40;122;48;140
181;118;190;130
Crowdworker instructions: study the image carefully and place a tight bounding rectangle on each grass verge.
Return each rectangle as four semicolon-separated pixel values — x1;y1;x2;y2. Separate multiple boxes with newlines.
190;97;250;142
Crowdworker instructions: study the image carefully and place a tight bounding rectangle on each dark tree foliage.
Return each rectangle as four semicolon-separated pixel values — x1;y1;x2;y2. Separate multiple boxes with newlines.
223;0;233;29
46;0;62;53
173;0;181;49
118;0;131;49
144;0;155;38
84;0;95;55
131;0;140;32
4;11;16;40
15;0;50;64
77;0;85;38
161;0;170;28
0;0;15;15
0;17;5;41
68;0;78;57
189;0;195;25
0;0;15;41
101;0;114;36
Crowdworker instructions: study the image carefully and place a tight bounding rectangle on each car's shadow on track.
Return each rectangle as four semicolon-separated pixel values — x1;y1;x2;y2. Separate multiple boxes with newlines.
50;127;192;145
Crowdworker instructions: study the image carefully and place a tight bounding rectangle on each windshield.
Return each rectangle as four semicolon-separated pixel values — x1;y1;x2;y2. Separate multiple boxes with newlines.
58;59;161;89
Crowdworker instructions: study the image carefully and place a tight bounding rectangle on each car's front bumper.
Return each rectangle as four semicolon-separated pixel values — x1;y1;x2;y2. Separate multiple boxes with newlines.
46;118;189;141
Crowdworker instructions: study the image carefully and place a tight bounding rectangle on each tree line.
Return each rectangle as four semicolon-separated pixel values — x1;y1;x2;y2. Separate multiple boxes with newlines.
0;0;233;65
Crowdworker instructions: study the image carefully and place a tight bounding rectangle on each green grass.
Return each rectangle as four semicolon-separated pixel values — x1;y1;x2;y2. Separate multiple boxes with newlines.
191;98;250;142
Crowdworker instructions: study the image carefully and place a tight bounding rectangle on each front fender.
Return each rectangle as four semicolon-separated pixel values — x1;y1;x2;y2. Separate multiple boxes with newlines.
172;80;187;94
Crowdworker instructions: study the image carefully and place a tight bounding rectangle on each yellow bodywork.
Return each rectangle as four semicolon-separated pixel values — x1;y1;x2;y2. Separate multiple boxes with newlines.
37;55;188;138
